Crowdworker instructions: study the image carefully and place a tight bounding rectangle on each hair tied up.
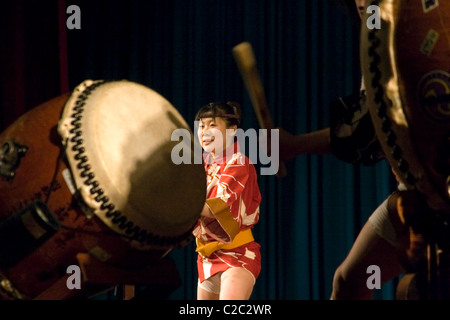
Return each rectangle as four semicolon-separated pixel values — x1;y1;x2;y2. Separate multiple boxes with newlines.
226;101;242;125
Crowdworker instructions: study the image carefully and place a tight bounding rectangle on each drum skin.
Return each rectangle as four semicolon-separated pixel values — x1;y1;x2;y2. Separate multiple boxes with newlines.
361;0;450;213
57;80;206;247
0;81;205;299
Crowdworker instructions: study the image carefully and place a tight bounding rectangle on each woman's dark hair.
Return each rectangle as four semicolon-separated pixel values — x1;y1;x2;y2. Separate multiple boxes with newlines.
195;101;242;128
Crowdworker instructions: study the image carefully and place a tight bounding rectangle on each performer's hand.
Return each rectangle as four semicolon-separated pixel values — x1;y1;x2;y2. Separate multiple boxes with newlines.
200;203;215;218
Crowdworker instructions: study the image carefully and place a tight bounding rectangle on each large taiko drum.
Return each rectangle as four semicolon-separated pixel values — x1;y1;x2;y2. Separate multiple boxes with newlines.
0;80;206;299
361;0;450;299
361;0;450;212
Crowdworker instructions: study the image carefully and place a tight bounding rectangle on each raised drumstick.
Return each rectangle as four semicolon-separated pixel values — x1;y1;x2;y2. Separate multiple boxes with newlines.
232;41;287;178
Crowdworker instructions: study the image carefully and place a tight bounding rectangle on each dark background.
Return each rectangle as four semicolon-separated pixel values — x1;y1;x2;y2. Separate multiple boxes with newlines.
0;0;398;300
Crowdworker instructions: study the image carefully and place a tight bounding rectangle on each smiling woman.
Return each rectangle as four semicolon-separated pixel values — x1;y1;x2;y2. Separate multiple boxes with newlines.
192;101;262;300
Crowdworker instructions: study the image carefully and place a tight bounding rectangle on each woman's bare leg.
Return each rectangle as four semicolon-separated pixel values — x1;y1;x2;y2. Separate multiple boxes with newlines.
331;221;405;299
219;267;255;300
197;285;220;300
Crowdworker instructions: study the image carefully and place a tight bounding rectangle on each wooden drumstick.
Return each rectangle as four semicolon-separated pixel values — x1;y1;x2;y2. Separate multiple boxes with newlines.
232;41;287;178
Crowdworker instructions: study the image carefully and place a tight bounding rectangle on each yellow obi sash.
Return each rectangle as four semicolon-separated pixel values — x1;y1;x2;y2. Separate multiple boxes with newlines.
195;229;254;258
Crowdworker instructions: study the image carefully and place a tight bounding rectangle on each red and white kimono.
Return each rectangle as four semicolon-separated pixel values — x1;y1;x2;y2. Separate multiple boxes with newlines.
193;141;262;283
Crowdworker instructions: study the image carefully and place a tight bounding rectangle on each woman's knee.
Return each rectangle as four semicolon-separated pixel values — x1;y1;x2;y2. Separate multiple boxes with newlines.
331;265;373;300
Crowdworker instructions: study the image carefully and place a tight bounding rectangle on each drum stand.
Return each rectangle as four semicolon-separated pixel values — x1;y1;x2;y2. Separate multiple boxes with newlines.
395;190;450;300
33;252;182;300
397;241;450;300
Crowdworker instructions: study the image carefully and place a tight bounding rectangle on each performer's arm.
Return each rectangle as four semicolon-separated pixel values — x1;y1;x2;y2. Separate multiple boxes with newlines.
278;127;332;162
201;198;240;243
199;155;252;242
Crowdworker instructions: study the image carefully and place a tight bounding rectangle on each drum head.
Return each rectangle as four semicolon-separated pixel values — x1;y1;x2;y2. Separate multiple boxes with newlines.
58;80;205;249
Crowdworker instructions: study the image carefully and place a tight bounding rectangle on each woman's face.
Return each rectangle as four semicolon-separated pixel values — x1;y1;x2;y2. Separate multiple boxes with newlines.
197;117;236;156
